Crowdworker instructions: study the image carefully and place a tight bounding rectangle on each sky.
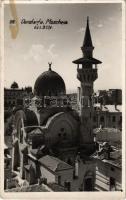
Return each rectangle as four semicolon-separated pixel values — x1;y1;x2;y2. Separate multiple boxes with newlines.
4;3;122;93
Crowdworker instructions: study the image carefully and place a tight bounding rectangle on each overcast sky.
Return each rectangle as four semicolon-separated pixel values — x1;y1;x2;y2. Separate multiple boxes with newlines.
4;3;122;93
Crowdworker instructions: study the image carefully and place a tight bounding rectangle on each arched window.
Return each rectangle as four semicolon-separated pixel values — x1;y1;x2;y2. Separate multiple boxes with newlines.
110;177;116;191
112;116;116;122
58;133;61;137
58;128;67;140
87;75;90;82
58;176;61;185
63;132;67;139
64;181;71;191
100;116;104;122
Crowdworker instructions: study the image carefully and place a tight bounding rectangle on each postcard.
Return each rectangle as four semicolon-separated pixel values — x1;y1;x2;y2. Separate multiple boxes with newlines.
0;0;125;199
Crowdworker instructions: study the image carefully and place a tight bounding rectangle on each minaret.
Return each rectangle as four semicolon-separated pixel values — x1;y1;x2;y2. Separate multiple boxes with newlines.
73;17;102;154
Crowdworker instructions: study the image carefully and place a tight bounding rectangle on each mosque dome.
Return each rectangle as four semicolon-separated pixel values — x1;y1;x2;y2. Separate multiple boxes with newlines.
34;63;66;97
11;81;19;89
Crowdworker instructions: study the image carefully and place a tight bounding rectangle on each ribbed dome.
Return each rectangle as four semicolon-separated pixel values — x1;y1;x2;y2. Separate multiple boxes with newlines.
34;65;66;97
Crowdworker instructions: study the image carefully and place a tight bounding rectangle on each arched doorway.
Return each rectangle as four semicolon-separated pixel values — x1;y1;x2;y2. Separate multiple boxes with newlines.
84;171;94;191
29;165;37;185
84;177;93;191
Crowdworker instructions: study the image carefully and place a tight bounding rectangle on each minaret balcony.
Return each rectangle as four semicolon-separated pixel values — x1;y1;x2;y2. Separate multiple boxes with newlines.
77;68;98;82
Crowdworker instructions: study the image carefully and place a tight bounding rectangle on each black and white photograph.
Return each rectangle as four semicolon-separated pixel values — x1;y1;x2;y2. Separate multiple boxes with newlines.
1;0;125;197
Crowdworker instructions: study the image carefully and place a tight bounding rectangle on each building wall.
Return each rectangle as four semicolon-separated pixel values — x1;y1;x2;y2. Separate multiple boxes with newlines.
38;159;96;191
96;130;121;143
27;156;38;184
39;165;56;183
95;159;122;191
108;89;122;105
93;110;122;130
4;88;32;110
44;112;78;147
4;156;12;180
57;147;77;166
71;159;96;191
107;113;122;129
55;168;74;189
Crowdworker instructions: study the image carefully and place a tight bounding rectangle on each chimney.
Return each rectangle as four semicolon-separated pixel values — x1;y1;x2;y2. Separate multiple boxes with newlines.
104;150;110;160
99;124;102;129
74;154;80;178
103;143;111;160
75;160;79;177
100;102;103;110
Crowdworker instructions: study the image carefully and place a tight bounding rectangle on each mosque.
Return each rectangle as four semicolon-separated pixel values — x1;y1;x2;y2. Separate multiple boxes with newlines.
11;17;102;191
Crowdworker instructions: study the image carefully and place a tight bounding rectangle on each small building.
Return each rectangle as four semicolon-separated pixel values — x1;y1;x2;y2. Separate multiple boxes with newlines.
4;82;33;110
94;89;122;105
93;104;122;130
39;155;74;191
24;152;96;191
108;89;122;105
93;143;122;191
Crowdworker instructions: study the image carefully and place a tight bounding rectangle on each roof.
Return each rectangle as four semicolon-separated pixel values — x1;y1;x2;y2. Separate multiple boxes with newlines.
30;149;38;157
39;155;73;172
104;149;121;168
45;112;64;129
94;104;122;112
30;146;45;158
24;164;31;171
94;128;121;134
93;149;122;168
110;149;121;160
28;153;37;161
47;183;66;191
20;144;28;153
73;57;102;64
94;128;121;143
5;184;49;192
5;154;11;159
4;143;8;150
29;128;44;137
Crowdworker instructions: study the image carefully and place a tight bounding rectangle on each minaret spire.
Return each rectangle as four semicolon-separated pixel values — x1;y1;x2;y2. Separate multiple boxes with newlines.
81;16;94;58
83;16;93;47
